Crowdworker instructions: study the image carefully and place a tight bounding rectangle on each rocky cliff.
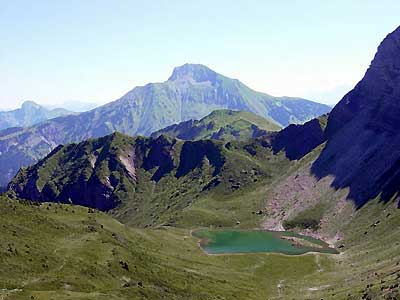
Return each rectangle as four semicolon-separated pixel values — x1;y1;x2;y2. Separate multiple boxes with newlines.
312;26;400;207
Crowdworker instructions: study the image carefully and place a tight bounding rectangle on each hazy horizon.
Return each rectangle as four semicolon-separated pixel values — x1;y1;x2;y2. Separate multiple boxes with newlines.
1;1;400;110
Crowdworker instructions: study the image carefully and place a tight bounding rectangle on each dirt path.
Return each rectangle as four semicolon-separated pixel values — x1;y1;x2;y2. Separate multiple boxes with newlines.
315;254;324;272
277;279;285;297
0;288;22;300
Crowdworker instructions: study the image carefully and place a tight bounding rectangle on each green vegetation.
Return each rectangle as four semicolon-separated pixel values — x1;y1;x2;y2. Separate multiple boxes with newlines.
0;195;399;300
0;197;327;300
283;202;328;230
152;109;281;141
317;113;329;130
5;126;400;299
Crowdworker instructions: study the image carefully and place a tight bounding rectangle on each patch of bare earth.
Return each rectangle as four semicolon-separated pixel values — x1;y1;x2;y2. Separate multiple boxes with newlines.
119;150;137;181
262;159;355;245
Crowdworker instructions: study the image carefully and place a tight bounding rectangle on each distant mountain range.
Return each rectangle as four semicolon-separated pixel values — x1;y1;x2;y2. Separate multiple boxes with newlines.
0;101;74;130
46;100;100;112
0;64;330;187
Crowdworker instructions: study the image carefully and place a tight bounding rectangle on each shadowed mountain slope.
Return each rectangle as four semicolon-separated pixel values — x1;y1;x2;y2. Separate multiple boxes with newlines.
312;26;400;207
270;114;328;160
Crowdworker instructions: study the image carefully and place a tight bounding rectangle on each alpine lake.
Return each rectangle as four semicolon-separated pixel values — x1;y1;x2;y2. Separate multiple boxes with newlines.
192;229;338;255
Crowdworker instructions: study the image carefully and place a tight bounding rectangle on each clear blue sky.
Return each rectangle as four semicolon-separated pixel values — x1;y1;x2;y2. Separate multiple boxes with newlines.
1;0;399;109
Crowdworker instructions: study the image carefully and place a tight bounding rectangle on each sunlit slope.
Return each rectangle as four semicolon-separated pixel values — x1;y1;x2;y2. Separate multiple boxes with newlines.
151;109;281;141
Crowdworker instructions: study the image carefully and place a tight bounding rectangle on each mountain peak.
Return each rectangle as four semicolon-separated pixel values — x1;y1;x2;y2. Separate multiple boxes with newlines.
325;26;400;137
21;100;41;110
168;63;218;82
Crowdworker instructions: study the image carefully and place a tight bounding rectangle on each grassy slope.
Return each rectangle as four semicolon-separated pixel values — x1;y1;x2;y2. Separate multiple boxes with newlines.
200;110;281;131
1;195;399;300
151;109;281;141
126;140;293;229
0;197;328;300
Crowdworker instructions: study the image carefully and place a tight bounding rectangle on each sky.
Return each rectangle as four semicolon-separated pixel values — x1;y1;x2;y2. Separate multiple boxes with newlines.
1;1;400;110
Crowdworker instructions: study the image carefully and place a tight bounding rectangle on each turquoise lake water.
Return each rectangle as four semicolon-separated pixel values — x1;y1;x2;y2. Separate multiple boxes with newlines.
192;229;338;255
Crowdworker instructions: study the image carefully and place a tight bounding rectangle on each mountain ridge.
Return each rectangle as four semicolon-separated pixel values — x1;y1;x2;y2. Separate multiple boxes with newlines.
151;109;281;141
7;131;294;227
0;64;330;187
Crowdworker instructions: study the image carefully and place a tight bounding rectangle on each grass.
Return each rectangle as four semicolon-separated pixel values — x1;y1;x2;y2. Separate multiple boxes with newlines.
283;197;400;300
0;194;399;300
152;109;281;142
0;196;331;300
283;202;328;230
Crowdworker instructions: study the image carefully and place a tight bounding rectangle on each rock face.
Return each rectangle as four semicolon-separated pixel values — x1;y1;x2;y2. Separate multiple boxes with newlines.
0;101;73;130
0;64;330;188
312;26;400;207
